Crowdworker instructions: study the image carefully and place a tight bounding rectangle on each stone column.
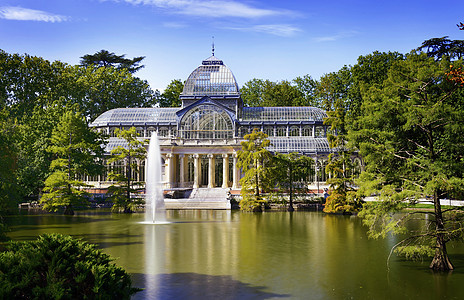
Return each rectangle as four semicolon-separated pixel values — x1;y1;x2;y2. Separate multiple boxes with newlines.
193;154;200;189
208;154;215;188
232;152;239;189
165;153;173;189
222;154;229;188
314;158;320;194
179;154;185;188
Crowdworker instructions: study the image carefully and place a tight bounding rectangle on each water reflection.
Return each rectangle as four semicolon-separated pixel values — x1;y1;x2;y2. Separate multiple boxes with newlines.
5;210;464;299
132;273;290;300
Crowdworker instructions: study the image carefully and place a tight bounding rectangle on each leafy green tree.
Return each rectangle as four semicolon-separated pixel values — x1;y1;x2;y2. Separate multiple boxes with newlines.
0;50;64;119
319;51;404;214
353;53;464;271
68;65;156;121
273;153;313;211
237;129;274;211
159;79;183;107
41;110;105;215
0;111;19;241
0;49;156;122
348;51;404;120
241;79;305;107
0;233;141;299
107;127;148;213
14;103;69;200
80;49;145;73
322;86;363;214
293;75;320;107
240;79;274;107
316;67;352;112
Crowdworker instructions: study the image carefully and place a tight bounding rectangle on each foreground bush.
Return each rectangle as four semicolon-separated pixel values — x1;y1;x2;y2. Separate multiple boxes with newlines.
0;233;141;299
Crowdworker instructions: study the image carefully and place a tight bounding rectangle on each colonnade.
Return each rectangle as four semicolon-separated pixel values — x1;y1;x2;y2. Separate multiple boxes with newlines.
163;152;240;190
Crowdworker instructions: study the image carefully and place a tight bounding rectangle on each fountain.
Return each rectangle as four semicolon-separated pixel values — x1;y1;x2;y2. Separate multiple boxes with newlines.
144;132;167;224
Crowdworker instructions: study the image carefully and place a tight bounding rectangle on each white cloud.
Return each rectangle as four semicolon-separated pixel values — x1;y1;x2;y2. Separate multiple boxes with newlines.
0;6;68;22
313;31;359;42
119;0;291;18
227;24;301;37
163;21;188;28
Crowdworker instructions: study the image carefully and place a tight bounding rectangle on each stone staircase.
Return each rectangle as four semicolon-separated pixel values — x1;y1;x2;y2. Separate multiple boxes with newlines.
164;188;231;209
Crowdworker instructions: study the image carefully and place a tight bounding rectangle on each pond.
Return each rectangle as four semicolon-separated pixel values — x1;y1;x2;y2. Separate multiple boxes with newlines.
5;210;464;299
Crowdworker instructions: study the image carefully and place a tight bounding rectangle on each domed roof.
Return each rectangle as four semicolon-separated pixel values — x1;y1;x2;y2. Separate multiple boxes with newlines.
182;55;240;96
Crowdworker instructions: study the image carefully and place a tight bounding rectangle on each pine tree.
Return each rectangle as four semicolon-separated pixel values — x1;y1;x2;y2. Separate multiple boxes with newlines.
237;129;273;211
41;110;105;215
107;127;148;213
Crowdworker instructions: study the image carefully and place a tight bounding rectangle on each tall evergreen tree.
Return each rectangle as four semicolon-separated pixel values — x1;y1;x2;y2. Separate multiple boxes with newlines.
237;129;273;211
354;53;464;271
273;153;313;211
80;49;145;73
41;110;105;215
107;127;148;213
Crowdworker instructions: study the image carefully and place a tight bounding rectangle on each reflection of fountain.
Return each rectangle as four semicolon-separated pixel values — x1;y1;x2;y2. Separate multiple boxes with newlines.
145;132;167;224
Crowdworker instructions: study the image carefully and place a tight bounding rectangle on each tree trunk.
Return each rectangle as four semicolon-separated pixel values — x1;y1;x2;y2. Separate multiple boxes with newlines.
429;191;454;271
288;163;294;212
63;205;74;215
429;235;454;271
126;156;132;213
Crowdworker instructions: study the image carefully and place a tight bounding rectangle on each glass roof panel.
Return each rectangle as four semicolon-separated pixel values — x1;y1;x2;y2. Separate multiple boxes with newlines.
267;137;332;154
182;56;240;96
241;107;327;122
91;107;179;127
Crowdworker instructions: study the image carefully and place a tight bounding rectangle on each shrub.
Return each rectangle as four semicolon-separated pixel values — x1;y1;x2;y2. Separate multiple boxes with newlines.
0;233;141;299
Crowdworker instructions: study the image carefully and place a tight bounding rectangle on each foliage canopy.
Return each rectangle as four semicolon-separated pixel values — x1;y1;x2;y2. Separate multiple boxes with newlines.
0;233;141;299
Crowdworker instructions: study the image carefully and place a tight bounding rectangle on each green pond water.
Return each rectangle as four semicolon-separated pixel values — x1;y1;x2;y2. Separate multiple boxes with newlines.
5;210;464;299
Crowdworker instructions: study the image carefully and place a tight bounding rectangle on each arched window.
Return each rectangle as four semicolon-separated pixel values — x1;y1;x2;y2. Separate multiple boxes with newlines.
159;127;169;137
180;104;234;139
263;126;274;137
315;126;325;137
289;126;299;136
302;126;312;136
276;127;286;137
147;127;157;137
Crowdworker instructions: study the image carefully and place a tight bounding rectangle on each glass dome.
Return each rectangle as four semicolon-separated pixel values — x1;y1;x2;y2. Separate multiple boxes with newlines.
182;56;240;96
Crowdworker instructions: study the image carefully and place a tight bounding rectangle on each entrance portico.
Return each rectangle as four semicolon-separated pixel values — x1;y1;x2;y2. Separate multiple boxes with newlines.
161;149;239;190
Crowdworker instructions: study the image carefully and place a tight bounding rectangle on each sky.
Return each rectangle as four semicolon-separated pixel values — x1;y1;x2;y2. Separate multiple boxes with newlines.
0;0;463;91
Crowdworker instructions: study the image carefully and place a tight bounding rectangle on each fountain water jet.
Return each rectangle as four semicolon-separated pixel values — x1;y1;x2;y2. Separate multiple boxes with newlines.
144;132;167;224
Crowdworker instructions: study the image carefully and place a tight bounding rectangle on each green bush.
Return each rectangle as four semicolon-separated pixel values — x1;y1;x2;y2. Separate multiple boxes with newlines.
0;233;141;299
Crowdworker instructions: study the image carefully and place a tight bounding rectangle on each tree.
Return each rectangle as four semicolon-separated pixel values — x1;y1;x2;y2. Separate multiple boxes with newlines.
348;51;404;120
40;110;105;215
0;110;19;241
237;129;273;211
323;97;362;214
107;127;148;213
69;65;156;121
159;79;183;107
240;79;274;107
316;67;352;112
0;233;141;299
80;49;145;73
241;79;305;107
273;153;313;211
353;53;464;271
417;36;464;60
293;75;320;107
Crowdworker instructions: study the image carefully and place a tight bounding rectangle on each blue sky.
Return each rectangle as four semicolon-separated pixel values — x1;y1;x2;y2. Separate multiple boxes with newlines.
0;0;463;91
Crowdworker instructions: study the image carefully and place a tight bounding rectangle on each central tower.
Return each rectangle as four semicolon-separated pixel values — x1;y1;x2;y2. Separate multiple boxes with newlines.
180;55;242;113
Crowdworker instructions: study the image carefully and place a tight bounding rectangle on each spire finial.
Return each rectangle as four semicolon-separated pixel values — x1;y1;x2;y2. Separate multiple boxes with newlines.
212;36;215;56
